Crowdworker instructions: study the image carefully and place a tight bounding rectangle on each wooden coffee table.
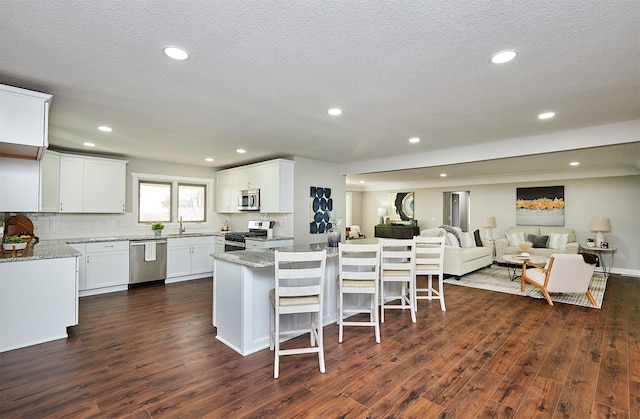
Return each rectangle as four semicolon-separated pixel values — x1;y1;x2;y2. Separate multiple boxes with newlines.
504;255;548;281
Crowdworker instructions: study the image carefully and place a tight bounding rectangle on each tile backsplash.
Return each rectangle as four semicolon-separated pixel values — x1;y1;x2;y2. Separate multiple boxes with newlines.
2;212;294;242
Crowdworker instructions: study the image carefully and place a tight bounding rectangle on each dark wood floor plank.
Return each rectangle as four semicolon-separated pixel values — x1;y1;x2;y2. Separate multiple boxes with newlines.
595;277;631;414
437;367;504;417
0;274;637;418
489;344;547;410
516;375;563;418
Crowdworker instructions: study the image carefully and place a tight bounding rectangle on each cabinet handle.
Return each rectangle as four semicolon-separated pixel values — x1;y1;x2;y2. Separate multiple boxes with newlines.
104;245;114;248
87;256;89;264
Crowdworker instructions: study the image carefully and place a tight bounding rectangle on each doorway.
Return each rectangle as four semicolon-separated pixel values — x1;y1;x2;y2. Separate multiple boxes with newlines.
443;191;470;231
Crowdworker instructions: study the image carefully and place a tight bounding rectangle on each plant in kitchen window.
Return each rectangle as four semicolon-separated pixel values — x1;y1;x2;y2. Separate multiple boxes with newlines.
151;222;164;237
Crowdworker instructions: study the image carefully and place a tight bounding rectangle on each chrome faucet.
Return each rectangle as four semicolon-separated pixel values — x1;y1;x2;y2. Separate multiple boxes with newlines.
179;216;185;234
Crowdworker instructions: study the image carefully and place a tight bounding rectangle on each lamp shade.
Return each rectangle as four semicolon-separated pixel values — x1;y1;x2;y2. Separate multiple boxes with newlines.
590;217;611;232
377;207;387;217
482;217;497;229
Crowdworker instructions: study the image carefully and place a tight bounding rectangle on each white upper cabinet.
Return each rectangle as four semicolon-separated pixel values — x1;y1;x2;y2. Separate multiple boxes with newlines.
259;159;294;213
215;159;294;214
215;170;240;213
0;84;52;160
83;158;126;213
41;151;127;213
0;157;41;212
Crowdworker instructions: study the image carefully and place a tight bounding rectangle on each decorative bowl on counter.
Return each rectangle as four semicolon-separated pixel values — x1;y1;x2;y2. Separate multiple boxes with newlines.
3;242;27;251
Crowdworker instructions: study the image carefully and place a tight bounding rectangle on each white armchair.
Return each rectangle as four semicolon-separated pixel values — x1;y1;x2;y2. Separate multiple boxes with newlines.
521;254;597;306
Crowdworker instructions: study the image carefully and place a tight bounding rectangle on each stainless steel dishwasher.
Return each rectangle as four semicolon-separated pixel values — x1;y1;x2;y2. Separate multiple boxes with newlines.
129;240;167;284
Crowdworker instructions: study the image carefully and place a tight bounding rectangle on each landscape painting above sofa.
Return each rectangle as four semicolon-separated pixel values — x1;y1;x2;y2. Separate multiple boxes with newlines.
516;186;564;226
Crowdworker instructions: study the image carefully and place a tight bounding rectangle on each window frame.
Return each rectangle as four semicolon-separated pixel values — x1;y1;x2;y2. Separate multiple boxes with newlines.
132;172;214;228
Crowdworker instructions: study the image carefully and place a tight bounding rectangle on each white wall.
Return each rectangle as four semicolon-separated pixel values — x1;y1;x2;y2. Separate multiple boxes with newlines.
293;156;346;246
359;175;640;275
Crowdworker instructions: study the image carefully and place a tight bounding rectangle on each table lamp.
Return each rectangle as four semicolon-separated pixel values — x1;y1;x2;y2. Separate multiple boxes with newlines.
590;217;611;247
482;217;497;240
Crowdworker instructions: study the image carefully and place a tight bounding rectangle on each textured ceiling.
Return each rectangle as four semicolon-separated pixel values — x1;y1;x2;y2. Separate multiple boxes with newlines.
1;1;639;186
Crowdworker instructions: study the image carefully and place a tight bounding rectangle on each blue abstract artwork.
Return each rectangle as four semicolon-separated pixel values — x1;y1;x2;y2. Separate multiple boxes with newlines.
309;186;333;234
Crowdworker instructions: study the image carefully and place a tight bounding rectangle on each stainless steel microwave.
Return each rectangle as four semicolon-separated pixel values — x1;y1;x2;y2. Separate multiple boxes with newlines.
238;189;260;211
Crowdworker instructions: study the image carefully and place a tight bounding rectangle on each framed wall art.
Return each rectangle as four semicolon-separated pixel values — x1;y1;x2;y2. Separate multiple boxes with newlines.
309;186;333;233
516;186;564;226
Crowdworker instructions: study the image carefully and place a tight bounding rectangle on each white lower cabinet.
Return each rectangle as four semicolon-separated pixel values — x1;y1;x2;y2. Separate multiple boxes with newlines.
0;256;77;352
215;235;225;254
167;236;215;282
69;243;87;290
76;241;129;293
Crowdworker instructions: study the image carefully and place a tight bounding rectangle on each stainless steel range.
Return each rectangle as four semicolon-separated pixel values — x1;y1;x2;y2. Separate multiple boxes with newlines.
224;220;271;251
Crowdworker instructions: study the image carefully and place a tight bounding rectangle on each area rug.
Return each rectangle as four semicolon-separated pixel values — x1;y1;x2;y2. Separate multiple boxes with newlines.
443;265;607;308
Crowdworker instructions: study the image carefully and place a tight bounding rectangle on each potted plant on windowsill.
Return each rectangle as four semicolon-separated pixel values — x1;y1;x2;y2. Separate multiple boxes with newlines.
151;222;164;237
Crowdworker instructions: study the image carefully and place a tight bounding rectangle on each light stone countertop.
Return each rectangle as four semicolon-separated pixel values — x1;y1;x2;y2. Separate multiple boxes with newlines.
243;236;294;242
64;232;222;244
0;243;81;263
213;243;339;269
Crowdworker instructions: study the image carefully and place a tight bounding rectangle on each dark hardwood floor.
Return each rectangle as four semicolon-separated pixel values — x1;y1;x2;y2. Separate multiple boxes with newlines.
1;273;638;418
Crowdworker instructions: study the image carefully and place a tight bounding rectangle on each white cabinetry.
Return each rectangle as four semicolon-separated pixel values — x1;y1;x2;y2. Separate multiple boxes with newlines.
215;235;226;254
0;84;52;160
258;159;294;213
215;158;294;213
40;151;60;212
0;256;78;353
167;236;215;282
84;241;129;291
215;170;239;213
40;151;127;213
69;243;87;291
0;157;41;212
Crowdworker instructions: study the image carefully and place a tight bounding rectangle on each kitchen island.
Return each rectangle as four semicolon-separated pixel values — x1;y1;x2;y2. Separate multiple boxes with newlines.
213;244;339;356
0;243;80;352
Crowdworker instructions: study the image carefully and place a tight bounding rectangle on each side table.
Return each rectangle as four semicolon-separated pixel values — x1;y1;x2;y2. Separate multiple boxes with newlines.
579;245;616;278
504;255;548;281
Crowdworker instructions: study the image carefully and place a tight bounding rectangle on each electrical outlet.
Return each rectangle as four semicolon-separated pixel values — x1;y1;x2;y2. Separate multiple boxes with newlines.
49;220;56;228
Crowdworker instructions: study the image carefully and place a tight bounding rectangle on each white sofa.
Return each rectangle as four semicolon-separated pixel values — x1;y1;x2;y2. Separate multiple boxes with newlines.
494;226;579;263
420;227;493;279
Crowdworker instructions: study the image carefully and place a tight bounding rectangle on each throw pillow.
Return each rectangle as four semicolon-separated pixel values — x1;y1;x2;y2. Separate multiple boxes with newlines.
527;234;549;248
549;233;569;250
460;232;477;248
440;225;462;245
446;232;460;247
473;229;483;247
506;231;525;246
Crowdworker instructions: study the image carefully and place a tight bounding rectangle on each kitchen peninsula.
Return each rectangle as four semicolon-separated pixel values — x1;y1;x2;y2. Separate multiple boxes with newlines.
213;244;339;356
0;243;80;352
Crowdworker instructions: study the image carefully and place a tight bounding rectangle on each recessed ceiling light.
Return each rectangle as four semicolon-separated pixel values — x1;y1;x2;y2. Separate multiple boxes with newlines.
328;108;342;116
570;161;580;166
490;50;518;64
163;46;190;60
205;157;214;162
359;180;365;184
83;142;95;147
97;126;112;132
236;148;246;154
538;112;556;119
440;173;447;177
409;137;420;143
